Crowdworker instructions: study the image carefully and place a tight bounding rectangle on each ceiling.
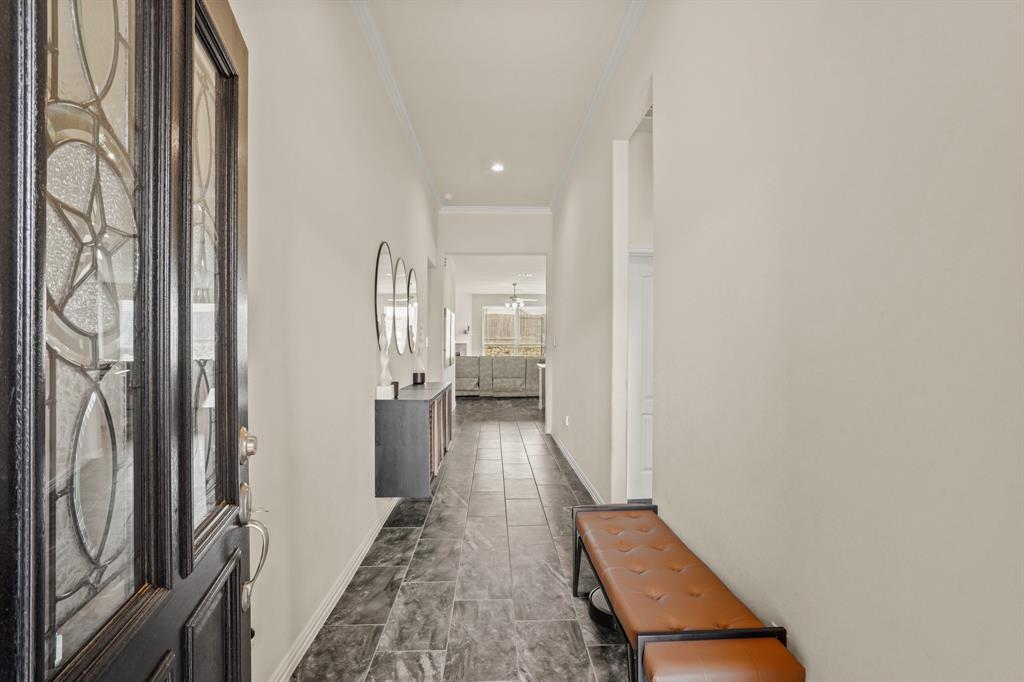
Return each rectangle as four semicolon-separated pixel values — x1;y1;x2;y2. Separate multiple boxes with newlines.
451;254;546;295
368;0;631;207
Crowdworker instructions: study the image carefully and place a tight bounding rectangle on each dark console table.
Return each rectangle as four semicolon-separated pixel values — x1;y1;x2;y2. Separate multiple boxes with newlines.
375;382;453;497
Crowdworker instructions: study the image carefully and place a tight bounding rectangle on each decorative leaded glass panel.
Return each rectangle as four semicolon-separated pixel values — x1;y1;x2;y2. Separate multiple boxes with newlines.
190;36;220;529
43;0;138;671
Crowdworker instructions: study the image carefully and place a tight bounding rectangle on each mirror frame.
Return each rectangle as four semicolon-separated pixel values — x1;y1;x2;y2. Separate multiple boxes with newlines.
393;257;407;354
407;268;418;353
374;241;394;350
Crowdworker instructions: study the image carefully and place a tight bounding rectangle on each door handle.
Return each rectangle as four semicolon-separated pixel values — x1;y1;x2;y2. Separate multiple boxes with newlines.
241;519;269;612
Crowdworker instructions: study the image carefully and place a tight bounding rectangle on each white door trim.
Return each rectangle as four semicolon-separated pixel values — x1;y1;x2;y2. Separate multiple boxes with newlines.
627;253;654;500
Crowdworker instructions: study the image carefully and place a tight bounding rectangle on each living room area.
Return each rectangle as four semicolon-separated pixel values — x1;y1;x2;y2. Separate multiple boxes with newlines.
449;254;547;402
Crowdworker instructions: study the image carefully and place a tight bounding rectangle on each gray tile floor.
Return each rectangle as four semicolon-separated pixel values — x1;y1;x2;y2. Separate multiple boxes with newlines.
292;398;629;681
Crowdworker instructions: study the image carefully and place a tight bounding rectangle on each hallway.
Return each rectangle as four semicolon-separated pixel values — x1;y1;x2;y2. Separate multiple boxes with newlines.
291;399;627;681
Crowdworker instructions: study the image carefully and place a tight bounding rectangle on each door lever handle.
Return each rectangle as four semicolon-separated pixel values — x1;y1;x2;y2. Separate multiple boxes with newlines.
241;519;269;612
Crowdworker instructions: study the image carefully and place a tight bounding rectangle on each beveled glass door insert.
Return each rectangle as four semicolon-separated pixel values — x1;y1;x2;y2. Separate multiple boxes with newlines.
43;0;140;672
190;33;222;531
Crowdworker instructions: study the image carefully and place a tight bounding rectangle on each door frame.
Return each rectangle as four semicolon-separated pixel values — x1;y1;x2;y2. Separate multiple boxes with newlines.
626;249;654;500
0;1;251;679
0;1;46;678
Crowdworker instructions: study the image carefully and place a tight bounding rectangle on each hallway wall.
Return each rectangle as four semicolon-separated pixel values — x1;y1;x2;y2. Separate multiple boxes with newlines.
549;1;1024;680
231;2;438;679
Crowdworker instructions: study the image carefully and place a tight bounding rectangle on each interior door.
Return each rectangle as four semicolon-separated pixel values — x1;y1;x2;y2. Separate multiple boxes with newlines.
627;253;654;500
0;1;260;680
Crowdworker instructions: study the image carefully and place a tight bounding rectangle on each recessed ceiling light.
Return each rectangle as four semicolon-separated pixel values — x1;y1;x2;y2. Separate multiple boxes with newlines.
444;193;453;200
491;162;504;173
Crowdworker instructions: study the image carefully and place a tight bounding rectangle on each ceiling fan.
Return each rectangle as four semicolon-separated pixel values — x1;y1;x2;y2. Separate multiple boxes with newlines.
505;282;537;310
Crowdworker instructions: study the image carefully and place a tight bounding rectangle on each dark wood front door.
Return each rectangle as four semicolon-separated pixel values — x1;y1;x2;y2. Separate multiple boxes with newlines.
0;1;258;680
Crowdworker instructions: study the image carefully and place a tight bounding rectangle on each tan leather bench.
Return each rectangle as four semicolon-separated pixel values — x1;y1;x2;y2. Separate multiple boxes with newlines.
644;638;805;682
572;505;803;682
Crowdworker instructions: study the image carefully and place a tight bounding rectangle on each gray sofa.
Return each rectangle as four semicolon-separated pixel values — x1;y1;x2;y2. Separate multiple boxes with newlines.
455;356;544;398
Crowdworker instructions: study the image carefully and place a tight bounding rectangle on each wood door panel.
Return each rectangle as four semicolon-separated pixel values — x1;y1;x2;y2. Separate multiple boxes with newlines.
183;549;242;682
147;652;176;682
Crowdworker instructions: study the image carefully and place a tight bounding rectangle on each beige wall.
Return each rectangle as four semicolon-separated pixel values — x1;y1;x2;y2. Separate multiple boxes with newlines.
628;127;653;247
231;2;438;679
550;1;1024;679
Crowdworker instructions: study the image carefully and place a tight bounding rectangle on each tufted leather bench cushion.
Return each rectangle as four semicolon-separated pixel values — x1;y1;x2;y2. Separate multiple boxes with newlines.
575;510;762;646
643;638;805;682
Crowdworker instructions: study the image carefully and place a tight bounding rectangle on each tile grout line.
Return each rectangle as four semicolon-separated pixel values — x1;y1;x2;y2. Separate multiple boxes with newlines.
437;424;476;681
505;420;521;678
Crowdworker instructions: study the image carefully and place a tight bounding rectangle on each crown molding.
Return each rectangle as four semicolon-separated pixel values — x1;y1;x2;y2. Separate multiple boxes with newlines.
353;0;440;207
551;0;646;207
439;205;552;216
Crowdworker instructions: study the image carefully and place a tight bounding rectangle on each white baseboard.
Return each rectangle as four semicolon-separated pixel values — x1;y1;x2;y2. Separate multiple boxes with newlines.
268;498;399;682
550;434;605;504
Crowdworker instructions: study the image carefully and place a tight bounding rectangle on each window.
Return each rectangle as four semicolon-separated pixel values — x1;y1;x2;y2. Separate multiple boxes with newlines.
482;306;545;357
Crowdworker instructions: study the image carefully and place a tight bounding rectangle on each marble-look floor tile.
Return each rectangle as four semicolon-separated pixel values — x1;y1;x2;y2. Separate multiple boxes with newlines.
422;497;469;539
384;498;433;528
455;550;512;600
503;479;538;499
326;566;406;625
362;527;421;567
537;484;577;509
292;624;382;682
502;463;534;479
463;516;508;549
510;557;574;621
527;454;560;468
588;645;628;682
471;473;504;493
532;467;566;484
515;620;594;682
499;452;529;463
407;537;463;583
457;518;511;600
366;651;445;681
444;600;517;681
546;506;575;538
467;491;506;517
300;400;608;681
505;498;547;526
379;582;456;652
473;460;502;475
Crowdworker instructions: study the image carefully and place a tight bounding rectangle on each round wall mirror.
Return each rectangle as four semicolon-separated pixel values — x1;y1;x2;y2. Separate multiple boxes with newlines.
407;269;419;352
394;258;407;354
374;242;394;350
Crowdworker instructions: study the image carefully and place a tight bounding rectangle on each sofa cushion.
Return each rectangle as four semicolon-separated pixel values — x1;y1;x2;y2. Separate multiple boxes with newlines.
456;377;479;391
644;638;805;682
456;356;479;379
493;377;525;392
576;510;762;646
491;356;526;379
478;358;493;391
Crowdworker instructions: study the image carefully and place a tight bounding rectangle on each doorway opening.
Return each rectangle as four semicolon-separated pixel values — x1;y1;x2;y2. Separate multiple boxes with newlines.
626;107;654;502
447;254;548;417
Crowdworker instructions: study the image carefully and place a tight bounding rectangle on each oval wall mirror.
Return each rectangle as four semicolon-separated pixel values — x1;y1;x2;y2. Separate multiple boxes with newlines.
375;242;394;350
407;269;419;352
393;258;408;354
